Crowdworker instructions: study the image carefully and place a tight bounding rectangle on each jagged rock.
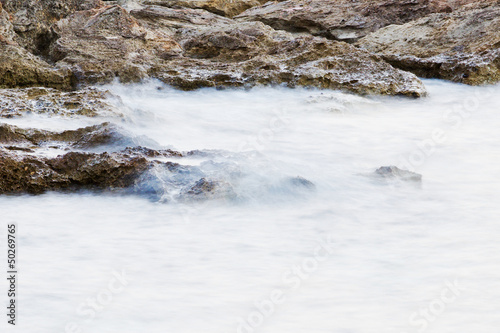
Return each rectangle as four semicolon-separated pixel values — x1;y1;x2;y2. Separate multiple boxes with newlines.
49;5;182;84
0;3;74;89
0;148;154;194
235;0;456;42
141;0;266;18
0;87;120;118
0;122;158;152
134;6;426;96
3;0;103;55
374;166;422;182
38;3;426;96
356;2;500;85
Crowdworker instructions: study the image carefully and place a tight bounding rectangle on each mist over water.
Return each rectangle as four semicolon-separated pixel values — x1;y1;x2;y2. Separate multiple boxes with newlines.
1;80;500;332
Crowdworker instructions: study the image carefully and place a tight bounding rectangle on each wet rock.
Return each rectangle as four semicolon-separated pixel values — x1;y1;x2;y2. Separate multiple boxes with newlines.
0;122;158;152
0;87;120;118
141;0;266;18
374;166;422;182
357;2;500;85
0;148;155;194
235;0;455;42
179;177;236;201
0;142;193;195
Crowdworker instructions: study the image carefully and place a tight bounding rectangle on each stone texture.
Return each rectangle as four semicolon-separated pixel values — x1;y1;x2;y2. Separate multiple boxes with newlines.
3;0;103;54
141;0;266;18
0;87;119;118
235;0;458;42
356;2;500;84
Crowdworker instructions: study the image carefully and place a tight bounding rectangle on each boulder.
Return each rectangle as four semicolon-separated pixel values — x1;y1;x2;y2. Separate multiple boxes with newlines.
356;2;500;85
235;0;457;42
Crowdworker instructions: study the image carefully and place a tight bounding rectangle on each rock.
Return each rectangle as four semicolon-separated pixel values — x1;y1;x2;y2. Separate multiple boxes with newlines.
356;2;500;85
179;177;236;201
235;0;456;42
3;0;104;55
0;4;74;89
133;6;427;96
0;87;120;118
374;166;422;182
49;5;182;84
38;3;426;96
0;122;158;152
0;148;154;194
141;0;267;18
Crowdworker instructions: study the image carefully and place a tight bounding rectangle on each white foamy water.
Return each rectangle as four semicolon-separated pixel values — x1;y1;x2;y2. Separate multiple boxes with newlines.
1;80;500;333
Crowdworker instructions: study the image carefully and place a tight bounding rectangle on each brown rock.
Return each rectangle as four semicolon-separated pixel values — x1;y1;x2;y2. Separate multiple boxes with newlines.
141;0;267;18
0;4;73;89
235;0;457;42
50;5;182;84
3;0;104;55
134;6;427;96
0;87;120;118
356;3;500;85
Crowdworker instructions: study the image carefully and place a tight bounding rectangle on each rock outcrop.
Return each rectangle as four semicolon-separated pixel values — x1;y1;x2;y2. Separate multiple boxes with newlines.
235;0;456;42
2;0;103;54
357;2;500;85
0;2;74;89
141;0;266;18
0;87;119;118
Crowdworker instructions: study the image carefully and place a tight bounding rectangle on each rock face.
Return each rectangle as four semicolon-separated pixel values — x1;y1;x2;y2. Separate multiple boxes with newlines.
3;0;103;54
235;0;455;42
137;6;426;96
357;2;500;84
0;2;74;89
141;0;266;18
49;5;182;84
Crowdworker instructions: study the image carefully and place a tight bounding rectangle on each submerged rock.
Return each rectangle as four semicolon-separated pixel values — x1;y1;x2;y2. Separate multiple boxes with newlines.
179;177;236;201
357;2;500;85
374;166;422;182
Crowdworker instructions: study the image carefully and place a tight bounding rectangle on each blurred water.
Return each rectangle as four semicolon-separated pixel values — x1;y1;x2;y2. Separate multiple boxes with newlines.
1;80;499;333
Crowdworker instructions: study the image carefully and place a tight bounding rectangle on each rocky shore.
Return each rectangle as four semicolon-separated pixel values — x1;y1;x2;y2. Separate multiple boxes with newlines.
0;0;499;196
